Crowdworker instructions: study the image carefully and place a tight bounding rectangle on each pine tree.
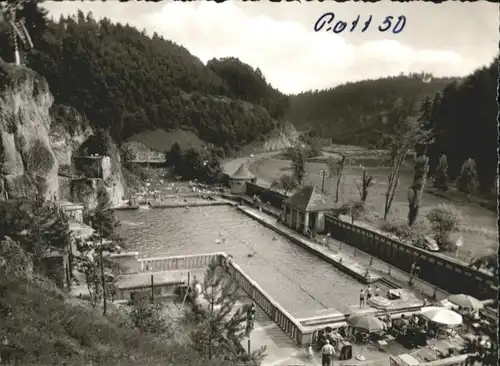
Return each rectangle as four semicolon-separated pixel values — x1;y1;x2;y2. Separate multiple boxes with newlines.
456;158;479;196
0;199;71;272
85;186;121;315
433;154;449;191
188;259;266;365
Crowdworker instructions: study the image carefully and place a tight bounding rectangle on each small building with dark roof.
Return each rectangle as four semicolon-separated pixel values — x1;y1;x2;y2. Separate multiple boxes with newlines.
282;185;337;235
229;162;255;194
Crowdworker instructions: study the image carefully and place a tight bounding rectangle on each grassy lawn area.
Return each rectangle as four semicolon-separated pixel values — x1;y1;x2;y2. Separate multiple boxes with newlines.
249;146;497;263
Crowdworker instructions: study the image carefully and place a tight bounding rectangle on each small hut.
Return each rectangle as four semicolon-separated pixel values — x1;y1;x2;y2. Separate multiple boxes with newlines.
282;185;336;235
229;163;255;194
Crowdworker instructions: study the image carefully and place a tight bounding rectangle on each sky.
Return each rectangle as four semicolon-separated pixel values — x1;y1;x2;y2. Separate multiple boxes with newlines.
43;1;499;94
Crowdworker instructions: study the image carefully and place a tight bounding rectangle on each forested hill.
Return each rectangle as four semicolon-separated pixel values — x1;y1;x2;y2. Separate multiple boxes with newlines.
14;9;287;151
285;74;456;147
425;58;498;191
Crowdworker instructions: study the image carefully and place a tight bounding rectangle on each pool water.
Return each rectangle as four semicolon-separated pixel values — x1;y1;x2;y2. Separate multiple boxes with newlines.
117;206;365;316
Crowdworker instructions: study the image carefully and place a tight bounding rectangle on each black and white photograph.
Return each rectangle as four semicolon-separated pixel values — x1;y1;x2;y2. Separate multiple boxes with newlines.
0;1;498;365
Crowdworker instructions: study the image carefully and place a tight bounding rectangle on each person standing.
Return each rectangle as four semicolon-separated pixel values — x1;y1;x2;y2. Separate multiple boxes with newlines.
374;286;381;297
359;289;365;308
246;308;255;336
414;266;421;278
366;285;372;302
410;262;417;280
321;339;335;366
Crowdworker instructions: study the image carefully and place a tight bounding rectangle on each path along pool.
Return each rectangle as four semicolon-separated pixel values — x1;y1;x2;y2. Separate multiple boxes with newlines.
117;206;369;317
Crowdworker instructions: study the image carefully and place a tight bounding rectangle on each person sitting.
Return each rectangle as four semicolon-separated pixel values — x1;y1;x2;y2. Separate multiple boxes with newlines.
401;314;409;326
411;314;419;327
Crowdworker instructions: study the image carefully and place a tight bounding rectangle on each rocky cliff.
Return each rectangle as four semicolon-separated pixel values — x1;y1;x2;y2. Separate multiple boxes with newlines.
261;122;300;151
0;60;59;200
0;60;127;205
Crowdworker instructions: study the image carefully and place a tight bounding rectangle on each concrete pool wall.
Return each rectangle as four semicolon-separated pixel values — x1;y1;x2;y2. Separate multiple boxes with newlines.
110;251;425;347
110;251;306;345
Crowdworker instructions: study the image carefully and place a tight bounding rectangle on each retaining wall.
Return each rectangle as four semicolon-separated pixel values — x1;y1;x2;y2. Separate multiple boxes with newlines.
324;215;496;300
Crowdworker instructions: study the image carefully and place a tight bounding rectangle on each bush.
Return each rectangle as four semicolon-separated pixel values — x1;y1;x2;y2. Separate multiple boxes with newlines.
381;220;427;243
129;295;172;335
284;145;321;160
426;204;462;250
342;200;365;224
0;236;33;278
456;158;479;195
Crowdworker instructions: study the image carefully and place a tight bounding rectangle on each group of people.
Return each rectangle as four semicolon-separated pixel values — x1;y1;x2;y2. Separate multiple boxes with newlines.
359;285;381;307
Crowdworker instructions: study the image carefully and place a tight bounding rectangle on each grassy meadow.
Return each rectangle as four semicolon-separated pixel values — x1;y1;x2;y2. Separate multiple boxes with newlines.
249;145;497;262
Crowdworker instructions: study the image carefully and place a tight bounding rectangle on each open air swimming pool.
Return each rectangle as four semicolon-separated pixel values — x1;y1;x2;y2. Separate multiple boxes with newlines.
117;206;367;317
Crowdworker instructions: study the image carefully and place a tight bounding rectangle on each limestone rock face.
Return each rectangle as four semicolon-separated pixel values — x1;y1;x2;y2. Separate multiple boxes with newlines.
0;60;128;205
262;123;301;151
0;60;58;200
49;105;94;172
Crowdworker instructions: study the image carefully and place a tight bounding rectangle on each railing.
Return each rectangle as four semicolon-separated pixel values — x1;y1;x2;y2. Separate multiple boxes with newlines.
139;253;222;272
114;281;181;301
133;251;307;345
222;253;306;346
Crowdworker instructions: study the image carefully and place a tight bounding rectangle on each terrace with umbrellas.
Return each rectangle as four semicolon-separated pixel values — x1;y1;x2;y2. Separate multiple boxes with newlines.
313;293;495;365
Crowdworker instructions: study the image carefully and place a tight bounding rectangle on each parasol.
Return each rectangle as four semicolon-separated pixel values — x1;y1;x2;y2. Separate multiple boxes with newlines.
421;306;463;326
447;294;484;311
347;314;385;333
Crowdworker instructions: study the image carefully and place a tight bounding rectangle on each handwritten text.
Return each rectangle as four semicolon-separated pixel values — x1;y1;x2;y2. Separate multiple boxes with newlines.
314;13;407;34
